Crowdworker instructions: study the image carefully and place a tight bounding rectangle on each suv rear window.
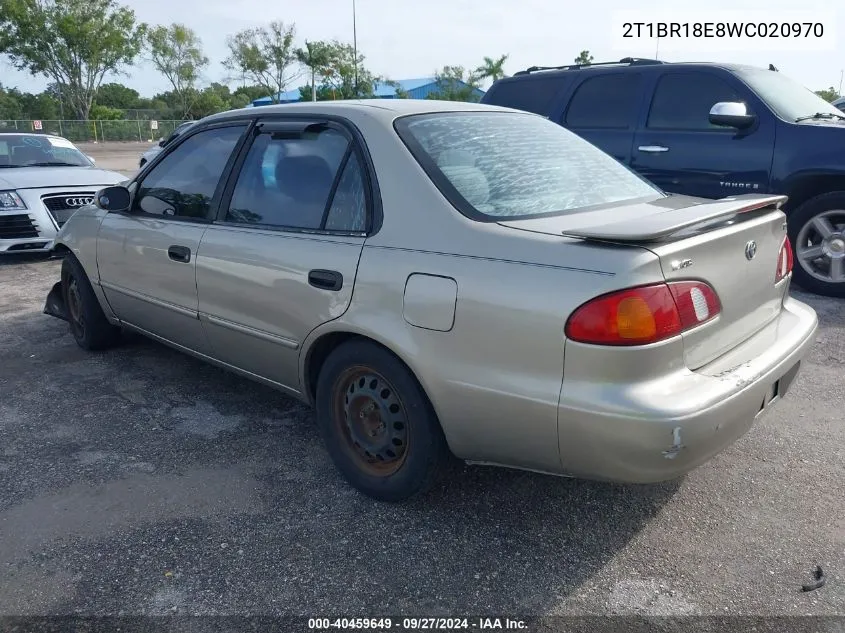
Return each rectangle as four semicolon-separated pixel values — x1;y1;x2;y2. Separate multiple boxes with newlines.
394;111;662;221
482;76;566;116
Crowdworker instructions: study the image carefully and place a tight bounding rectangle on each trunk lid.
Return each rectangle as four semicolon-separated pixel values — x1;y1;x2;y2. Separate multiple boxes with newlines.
499;194;790;369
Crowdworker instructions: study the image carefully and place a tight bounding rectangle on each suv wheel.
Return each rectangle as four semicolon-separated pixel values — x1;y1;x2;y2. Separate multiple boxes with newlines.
788;192;845;298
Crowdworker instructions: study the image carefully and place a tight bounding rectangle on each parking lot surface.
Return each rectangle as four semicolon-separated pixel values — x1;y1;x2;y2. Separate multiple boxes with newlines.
0;252;843;617
77;141;150;178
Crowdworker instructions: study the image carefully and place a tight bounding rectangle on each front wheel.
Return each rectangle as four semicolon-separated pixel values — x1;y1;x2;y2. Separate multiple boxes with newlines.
60;253;122;350
315;340;450;502
788;192;845;298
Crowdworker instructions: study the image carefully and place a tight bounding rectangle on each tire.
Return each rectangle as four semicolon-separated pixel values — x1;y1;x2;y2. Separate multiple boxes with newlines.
787;192;845;298
315;340;450;502
60;253;122;350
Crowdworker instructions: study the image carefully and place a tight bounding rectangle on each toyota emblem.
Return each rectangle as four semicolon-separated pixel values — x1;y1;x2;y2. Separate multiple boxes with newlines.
745;240;758;260
65;197;93;207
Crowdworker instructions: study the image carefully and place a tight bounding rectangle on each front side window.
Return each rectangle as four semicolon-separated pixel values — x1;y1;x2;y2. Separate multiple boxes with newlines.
734;68;845;122
395;111;661;220
226;126;367;231
134;125;245;220
647;73;741;130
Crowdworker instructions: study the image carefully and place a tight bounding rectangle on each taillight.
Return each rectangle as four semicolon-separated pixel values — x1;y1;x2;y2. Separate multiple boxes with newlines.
565;281;721;346
775;236;793;283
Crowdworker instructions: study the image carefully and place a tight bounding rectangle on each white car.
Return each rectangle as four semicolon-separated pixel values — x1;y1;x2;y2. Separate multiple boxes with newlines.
0;133;125;254
138;121;195;168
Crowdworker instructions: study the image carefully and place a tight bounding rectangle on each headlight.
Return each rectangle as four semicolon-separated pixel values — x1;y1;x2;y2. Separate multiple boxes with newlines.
0;191;27;210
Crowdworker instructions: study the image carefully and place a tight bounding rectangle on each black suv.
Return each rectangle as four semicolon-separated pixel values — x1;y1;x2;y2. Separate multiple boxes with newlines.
482;58;845;297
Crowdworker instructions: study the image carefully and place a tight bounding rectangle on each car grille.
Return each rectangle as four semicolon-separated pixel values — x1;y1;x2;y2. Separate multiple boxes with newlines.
0;214;39;239
41;192;96;227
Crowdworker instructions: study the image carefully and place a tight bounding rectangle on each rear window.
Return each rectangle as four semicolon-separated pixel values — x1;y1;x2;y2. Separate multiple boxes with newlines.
394;111;662;221
482;76;567;115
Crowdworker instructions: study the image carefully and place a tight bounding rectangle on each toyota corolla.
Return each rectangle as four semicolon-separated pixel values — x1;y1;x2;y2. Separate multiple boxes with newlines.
43;101;818;501
0;133;125;254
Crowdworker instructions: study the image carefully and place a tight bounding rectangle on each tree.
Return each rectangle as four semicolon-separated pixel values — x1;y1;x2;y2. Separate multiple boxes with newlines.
295;40;335;102
146;24;208;118
426;66;482;102
475;54;509;83
96;83;141;109
815;87;839;102
574;50;594;66
224;21;302;102
297;41;378;101
0;0;145;120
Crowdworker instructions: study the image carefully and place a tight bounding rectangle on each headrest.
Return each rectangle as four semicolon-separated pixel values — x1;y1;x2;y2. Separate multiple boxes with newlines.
275;155;334;199
436;149;477;169
440;164;490;208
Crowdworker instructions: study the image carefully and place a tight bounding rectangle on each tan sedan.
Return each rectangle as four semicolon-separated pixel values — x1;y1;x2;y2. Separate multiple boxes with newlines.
44;100;818;501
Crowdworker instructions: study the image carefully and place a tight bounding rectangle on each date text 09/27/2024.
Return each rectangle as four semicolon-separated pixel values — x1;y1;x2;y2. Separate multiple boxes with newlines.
307;618;528;630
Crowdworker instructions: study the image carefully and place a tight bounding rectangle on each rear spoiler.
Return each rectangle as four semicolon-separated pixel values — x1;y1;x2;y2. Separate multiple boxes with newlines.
561;194;788;243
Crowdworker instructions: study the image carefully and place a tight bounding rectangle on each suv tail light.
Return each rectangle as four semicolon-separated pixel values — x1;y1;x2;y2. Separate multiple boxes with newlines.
775;236;793;283
565;281;721;346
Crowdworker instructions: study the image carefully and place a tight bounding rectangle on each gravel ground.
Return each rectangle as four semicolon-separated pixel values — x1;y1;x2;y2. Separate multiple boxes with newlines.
77;141;151;178
0;255;843;619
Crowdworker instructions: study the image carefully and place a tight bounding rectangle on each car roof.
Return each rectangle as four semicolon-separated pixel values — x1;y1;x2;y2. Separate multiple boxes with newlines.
502;60;767;83
0;132;72;142
203;99;516;125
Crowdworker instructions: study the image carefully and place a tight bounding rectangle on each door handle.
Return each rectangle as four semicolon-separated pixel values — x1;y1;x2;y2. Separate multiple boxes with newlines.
167;245;191;263
638;145;670;153
308;269;343;291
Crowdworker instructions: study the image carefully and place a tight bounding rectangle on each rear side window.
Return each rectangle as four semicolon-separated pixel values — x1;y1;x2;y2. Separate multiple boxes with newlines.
564;74;642;129
647;72;741;130
395;111;661;221
226;126;367;232
483;76;567;116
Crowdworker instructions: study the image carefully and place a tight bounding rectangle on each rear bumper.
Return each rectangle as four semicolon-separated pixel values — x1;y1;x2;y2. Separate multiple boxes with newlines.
557;296;818;483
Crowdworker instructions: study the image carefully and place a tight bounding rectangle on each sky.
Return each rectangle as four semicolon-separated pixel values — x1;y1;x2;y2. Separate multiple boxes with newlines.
1;0;843;99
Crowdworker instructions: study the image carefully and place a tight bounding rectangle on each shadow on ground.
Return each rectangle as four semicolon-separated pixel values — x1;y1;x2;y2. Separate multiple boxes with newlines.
0;308;680;615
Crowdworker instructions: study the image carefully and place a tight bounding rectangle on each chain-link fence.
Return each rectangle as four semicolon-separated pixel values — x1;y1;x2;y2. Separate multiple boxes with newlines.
0;120;188;143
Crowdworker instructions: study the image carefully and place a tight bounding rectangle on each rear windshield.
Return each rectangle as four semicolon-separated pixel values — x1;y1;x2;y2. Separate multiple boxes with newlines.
394;111;662;221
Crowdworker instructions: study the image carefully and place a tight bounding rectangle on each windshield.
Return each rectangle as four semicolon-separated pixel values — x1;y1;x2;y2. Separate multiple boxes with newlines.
395;111;662;220
734;69;843;122
0;134;92;168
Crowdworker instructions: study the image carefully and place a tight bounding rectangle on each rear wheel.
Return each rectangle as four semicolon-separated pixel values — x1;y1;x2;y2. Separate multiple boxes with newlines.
61;253;122;350
788;192;845;298
315;340;449;502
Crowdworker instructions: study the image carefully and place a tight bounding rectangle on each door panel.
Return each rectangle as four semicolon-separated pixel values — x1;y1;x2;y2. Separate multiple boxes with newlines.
95;123;249;353
631;71;775;199
195;119;371;391
97;216;210;352
196;227;364;390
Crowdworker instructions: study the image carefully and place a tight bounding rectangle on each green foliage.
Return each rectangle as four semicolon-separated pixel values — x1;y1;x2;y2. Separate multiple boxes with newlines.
96;82;141;109
0;0;145;119
89;104;124;120
146;23;209;118
815;87;839;103
295;40;336;101
224;21;301;102
232;85;269;103
426;66;482;102
475;54;509;83
574;50;594;65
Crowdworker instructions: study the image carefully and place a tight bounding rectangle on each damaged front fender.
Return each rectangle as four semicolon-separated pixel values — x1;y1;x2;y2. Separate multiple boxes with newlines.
43;281;68;322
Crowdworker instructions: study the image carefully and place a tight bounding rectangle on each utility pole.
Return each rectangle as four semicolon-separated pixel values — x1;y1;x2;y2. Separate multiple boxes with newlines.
353;0;359;98
839;69;843;97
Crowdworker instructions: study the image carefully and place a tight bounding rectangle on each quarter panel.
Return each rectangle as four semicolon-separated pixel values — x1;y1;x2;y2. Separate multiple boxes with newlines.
317;244;631;473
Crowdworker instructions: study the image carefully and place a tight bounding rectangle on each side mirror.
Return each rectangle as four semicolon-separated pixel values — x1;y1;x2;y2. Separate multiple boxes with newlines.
709;102;756;129
86;155;96;164
95;185;131;213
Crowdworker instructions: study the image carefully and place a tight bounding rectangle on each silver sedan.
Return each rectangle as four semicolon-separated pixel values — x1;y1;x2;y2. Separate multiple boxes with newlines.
44;100;818;501
0;133;124;254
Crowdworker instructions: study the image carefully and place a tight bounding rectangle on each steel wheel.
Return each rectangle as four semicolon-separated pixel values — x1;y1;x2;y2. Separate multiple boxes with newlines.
331;366;410;477
66;275;86;341
795;209;845;285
